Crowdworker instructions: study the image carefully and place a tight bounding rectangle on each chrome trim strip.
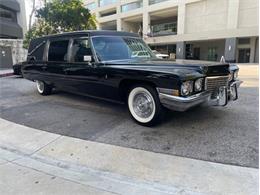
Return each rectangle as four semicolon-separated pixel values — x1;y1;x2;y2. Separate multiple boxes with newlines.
159;91;210;103
230;80;243;88
156;87;177;95
206;75;229;79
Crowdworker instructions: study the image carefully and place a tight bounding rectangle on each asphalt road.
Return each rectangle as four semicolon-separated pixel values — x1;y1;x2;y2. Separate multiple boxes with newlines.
0;65;258;168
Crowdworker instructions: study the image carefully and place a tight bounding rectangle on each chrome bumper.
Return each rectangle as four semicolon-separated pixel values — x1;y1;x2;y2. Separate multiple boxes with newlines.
157;80;243;112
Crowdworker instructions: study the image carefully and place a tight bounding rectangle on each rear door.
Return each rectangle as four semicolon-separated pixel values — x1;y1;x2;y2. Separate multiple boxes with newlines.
45;38;70;88
23;39;47;81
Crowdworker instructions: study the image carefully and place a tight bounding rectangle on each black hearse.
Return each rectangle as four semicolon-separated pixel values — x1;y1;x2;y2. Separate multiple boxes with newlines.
22;30;242;126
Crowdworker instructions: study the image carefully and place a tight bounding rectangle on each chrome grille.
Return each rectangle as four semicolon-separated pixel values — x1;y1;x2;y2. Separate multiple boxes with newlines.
206;76;229;94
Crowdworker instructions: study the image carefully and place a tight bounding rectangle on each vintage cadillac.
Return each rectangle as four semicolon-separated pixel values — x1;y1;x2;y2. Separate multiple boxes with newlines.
22;31;242;126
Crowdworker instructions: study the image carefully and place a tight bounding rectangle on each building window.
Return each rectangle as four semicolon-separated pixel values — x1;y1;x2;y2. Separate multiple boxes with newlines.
71;38;92;62
151;22;177;36
207;47;218;61
0;7;16;22
238;38;250;45
99;0;117;7
121;1;142;12
48;40;69;62
149;0;169;5
86;2;96;10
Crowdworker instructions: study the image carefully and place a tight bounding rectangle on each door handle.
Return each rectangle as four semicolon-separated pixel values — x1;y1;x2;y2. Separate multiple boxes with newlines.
42;66;47;70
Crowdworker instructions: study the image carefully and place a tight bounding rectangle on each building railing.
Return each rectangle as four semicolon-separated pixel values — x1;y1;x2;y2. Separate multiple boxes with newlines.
121;1;143;12
99;0;118;7
150;22;177;36
149;0;170;5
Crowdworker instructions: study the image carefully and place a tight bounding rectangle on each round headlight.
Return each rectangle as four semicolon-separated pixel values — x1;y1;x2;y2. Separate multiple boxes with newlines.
233;70;238;79
181;81;193;96
194;78;203;92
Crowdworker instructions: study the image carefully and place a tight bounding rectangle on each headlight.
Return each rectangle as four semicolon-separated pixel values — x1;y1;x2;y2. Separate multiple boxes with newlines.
194;78;203;92
233;70;239;79
181;81;193;96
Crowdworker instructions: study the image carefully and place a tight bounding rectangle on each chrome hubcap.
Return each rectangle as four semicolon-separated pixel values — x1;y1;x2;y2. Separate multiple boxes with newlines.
132;92;154;118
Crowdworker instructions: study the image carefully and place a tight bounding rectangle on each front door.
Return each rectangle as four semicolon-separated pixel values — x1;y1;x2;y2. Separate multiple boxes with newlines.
238;48;250;63
62;37;105;97
193;47;200;60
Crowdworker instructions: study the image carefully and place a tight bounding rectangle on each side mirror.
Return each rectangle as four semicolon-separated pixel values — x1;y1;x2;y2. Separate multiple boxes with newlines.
27;56;36;63
83;55;92;62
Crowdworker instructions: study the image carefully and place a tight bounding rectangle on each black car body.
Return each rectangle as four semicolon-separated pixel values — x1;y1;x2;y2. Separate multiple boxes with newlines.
13;62;23;76
22;30;242;125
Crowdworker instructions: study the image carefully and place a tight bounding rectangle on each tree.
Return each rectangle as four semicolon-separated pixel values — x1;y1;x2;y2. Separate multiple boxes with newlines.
28;0;36;30
24;0;97;48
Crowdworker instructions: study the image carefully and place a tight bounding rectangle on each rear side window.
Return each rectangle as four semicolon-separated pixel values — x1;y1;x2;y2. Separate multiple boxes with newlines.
28;40;46;61
71;38;92;62
48;40;69;62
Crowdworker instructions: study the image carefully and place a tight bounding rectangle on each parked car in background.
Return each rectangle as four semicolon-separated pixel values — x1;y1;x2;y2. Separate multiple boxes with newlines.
13;62;23;76
22;31;242;126
131;51;151;58
152;50;169;59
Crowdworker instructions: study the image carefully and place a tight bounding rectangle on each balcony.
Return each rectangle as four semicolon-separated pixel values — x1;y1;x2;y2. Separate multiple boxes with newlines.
149;0;170;5
100;8;117;17
99;0;117;7
150;22;177;36
121;1;143;13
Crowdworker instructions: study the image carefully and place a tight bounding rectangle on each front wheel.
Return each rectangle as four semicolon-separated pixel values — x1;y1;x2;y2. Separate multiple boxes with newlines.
36;80;52;95
127;85;163;126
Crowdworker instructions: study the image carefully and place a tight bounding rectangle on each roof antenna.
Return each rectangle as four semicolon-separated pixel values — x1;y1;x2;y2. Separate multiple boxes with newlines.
220;56;226;63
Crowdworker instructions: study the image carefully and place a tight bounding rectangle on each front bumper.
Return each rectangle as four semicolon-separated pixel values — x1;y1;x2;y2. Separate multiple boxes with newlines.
157;80;243;112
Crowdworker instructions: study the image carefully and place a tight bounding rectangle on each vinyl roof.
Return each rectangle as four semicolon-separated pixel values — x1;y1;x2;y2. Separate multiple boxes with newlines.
38;30;140;39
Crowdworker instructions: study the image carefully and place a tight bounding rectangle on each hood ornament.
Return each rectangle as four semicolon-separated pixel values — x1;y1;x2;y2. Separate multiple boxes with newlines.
220;56;226;63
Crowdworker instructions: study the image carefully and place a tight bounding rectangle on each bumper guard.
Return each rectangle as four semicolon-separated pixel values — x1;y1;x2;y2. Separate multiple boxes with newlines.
157;80;243;112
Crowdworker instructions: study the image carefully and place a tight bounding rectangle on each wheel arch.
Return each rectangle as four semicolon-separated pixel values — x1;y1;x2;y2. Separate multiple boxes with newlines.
118;79;157;102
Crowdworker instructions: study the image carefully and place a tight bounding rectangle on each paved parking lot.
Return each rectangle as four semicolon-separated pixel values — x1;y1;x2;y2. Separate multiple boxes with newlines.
0;65;258;168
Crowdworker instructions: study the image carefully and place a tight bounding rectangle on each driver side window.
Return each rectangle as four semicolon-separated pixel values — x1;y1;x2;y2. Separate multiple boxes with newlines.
71;38;92;62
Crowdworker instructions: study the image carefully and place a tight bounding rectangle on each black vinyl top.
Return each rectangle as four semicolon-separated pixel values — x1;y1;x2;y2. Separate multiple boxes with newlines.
38;30;140;39
28;30;140;53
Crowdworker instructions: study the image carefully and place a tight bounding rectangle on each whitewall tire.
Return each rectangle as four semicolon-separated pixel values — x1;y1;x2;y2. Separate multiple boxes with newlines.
36;80;52;95
128;85;163;126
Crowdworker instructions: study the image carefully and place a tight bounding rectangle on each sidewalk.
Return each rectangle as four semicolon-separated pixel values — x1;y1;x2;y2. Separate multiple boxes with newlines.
0;118;258;195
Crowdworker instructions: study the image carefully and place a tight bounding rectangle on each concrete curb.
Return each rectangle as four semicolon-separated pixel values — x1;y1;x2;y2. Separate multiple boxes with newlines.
0;118;258;195
0;70;14;78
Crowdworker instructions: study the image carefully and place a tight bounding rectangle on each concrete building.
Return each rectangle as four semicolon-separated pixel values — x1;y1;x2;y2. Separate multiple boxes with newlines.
85;0;259;63
0;0;27;68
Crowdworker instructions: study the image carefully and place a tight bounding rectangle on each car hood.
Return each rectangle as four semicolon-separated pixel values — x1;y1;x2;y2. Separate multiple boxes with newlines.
104;59;230;77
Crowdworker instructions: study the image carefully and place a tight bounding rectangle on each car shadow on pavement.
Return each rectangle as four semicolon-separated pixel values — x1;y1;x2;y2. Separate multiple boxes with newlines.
0;78;258;168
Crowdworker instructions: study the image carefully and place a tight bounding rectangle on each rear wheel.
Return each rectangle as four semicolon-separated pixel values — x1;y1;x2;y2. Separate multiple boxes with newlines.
127;85;163;126
36;80;52;95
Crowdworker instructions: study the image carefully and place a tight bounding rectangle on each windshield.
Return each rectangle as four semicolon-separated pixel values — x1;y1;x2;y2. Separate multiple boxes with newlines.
91;36;156;62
